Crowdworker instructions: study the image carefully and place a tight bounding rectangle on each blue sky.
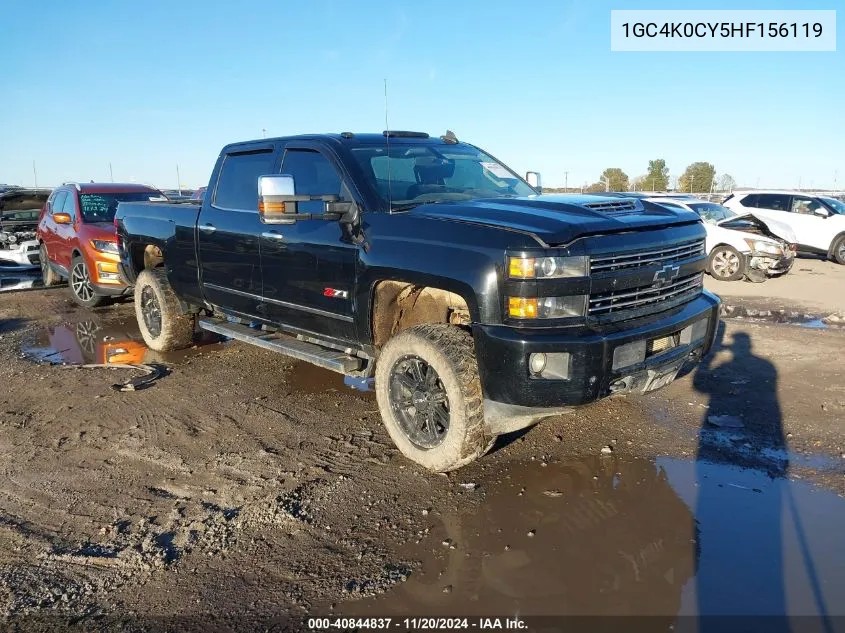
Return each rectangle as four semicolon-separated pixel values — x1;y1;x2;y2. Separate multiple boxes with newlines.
1;0;842;190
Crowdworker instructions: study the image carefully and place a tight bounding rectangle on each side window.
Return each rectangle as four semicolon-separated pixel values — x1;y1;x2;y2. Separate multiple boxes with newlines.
790;196;823;215
281;149;345;213
61;192;77;219
739;194;759;208
756;194;790;212
50;191;67;214
213;150;275;211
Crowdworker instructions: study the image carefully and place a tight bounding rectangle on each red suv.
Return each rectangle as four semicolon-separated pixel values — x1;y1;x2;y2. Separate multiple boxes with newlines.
37;183;166;307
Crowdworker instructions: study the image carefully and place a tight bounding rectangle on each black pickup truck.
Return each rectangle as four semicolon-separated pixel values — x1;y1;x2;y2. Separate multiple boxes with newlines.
115;131;720;472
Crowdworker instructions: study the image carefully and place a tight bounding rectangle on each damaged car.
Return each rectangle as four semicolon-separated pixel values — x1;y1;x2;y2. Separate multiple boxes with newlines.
647;197;796;282
0;189;49;269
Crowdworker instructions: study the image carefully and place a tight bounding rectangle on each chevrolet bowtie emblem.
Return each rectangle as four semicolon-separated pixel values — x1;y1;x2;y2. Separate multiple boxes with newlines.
653;264;680;286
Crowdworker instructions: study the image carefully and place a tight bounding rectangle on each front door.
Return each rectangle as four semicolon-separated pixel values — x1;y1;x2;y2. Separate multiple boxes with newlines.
787;195;832;251
198;148;276;318
260;146;359;342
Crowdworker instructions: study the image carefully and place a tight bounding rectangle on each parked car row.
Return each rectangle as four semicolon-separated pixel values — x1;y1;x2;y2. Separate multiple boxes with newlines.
723;190;845;265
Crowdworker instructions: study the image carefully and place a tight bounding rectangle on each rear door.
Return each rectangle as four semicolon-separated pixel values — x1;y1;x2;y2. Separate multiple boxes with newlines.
40;190;67;268
260;145;359;341
197;148;276;318
55;191;79;270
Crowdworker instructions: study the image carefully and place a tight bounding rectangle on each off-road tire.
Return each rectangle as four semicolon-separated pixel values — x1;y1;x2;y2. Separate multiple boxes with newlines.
707;245;745;282
375;324;492;472
39;244;63;286
70;255;107;308
832;235;845;265
134;268;195;352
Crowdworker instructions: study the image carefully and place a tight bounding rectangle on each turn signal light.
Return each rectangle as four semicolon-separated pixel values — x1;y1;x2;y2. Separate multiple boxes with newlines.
508;297;538;318
509;257;536;278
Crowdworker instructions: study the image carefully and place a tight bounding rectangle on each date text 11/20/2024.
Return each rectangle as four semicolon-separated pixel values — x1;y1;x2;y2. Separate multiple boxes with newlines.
307;617;527;630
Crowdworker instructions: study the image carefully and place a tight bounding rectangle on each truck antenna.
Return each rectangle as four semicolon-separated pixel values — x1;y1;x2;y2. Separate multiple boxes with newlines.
384;78;393;212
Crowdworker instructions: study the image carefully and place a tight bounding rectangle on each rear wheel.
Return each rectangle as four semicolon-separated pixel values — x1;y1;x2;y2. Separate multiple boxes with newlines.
134;268;195;352
832;235;845;265
375;324;492;472
708;245;745;281
70;256;107;308
39;244;63;286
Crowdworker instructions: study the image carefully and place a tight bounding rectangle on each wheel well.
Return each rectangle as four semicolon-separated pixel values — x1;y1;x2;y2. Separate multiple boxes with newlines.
371;281;471;349
130;243;164;272
828;232;845;257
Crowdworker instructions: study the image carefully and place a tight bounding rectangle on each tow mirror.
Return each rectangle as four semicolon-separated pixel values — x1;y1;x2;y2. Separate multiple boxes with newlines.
258;174;357;224
526;171;542;193
53;212;72;225
258;174;299;224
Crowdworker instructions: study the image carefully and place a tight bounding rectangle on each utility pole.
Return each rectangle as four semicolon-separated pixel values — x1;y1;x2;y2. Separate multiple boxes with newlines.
176;164;182;196
689;175;694;193
262;128;267;139
564;171;569;191
798;176;802;191
109;162;114;183
834;170;838;192
32;161;38;190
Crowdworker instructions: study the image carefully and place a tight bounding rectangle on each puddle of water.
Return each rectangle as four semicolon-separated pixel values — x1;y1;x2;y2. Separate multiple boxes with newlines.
345;456;845;619
20;317;224;366
0;270;52;293
721;305;843;330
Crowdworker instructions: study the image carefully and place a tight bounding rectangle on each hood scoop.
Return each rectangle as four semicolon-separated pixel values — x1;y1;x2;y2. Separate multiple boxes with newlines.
581;199;642;215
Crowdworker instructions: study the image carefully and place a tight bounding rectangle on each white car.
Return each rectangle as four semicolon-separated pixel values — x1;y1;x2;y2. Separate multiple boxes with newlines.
723;190;845;264
0;189;48;270
646;197;797;282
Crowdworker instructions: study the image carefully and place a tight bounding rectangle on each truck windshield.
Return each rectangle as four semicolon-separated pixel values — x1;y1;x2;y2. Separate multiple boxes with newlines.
79;192;166;223
351;144;535;208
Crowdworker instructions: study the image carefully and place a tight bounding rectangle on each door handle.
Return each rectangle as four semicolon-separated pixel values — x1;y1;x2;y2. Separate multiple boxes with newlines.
261;231;285;241
199;223;216;233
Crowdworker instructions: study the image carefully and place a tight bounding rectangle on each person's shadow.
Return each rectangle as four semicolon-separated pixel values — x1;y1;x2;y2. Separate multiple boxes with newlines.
691;325;790;629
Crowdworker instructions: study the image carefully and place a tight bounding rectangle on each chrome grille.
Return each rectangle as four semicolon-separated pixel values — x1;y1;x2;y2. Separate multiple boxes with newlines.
582;200;638;213
590;239;705;273
589;272;704;317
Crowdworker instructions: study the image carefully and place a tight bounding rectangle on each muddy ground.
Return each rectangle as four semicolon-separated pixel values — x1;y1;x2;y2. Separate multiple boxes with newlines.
0;285;844;630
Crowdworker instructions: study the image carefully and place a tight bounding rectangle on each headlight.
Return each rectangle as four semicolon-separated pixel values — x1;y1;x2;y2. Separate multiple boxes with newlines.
508;255;588;279
508;295;587;319
744;239;782;256
91;240;119;254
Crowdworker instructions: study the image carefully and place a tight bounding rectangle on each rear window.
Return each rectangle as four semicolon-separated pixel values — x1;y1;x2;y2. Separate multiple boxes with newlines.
214;150;275;211
756;194;790;212
739;194;759;208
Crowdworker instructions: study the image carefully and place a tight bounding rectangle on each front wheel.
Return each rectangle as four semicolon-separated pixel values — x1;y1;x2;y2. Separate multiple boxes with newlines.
375;324;493;472
832;235;845;265
70;256;107;308
708;246;745;281
134;268;195;352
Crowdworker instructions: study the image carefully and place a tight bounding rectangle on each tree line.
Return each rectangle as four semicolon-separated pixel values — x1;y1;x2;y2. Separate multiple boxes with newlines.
572;160;736;194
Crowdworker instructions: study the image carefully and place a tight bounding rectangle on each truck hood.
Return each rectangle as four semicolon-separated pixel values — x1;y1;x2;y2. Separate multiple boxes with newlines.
409;194;700;246
717;212;796;243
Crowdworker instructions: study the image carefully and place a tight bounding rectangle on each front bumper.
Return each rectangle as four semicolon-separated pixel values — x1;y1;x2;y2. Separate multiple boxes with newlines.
0;240;40;268
748;251;794;276
473;291;720;414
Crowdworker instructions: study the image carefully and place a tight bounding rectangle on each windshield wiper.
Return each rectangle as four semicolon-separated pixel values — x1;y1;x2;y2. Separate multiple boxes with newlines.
390;199;443;212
